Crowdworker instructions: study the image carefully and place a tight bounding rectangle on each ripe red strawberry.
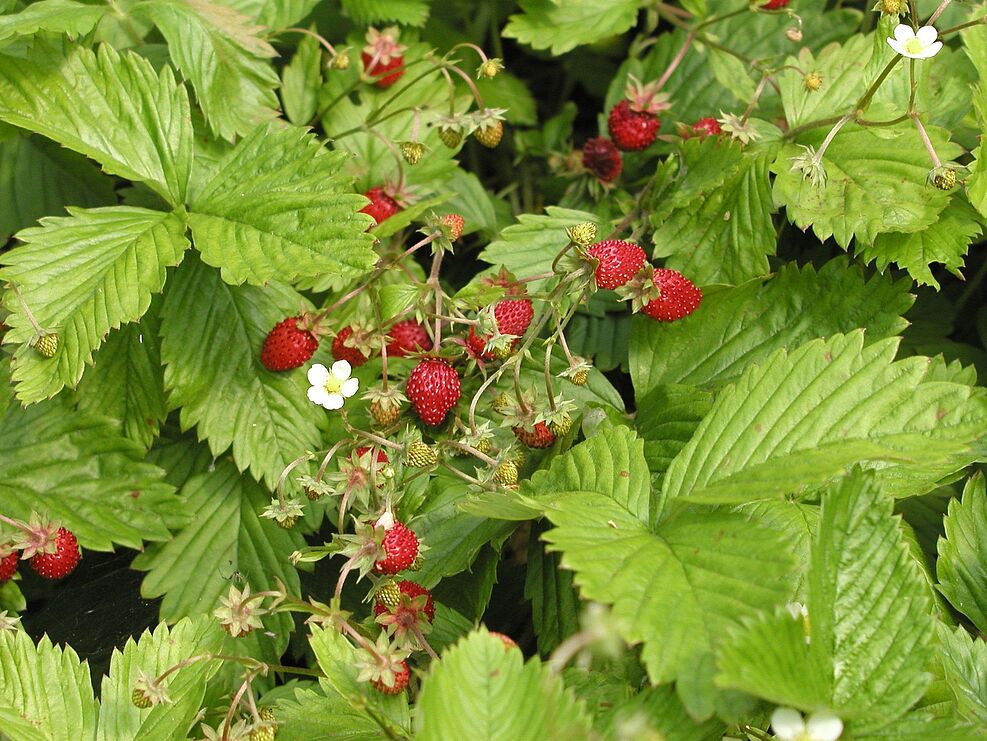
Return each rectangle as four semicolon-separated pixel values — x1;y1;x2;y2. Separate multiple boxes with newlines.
693;117;722;137
374;521;419;574
0;551;18;582
608;99;660;151
362;51;404;87
642;269;703;322
361;28;406;88
356;446;389;465
386;320;431;358
586;240;647;290
467;299;534;359
332;326;369;367
513;421;556;449
360;187;401;226
582;137;622;182
374;580;435;622
762;0;790;9
372;660;410;694
261;316;319;371
406;359;461;425
30;527;80;580
441;213;465;240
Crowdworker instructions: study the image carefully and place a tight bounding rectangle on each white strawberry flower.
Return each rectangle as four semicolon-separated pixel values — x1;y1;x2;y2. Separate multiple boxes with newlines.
886;24;942;59
307;361;359;410
771;707;843;741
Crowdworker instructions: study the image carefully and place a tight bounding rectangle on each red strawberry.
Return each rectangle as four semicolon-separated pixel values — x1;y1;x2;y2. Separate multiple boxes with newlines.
386;320;431;358
467;299;534;360
582;137;622;182
586;240;647;290
372;660;410;694
374;580;435;622
332;326;370;367
30;527;80;580
693;117;722;137
0;551;17;582
642;269;703;322
374;521;419;574
406;359;461;425
608;99;661;151
762;0;790;9
360;187;401;226
441;213;465;240
361;27;406;88
356;446;389;465
513;421;556;449
362;51;404;87
261;316;319;371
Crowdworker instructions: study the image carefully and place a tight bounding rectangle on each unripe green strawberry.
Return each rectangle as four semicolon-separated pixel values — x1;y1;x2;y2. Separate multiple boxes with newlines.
493;460;519;486
474;120;504;148
881;0;901;12
250;708;277;741
34;332;59;358
804;72;822;92
406;441;437;467
571;370;588;386
400;141;424;164
933;169;956;191
370;399;402;427
376;581;402;608
438;127;462;149
549;414;573;438
332;51;350;70
491;394;511;414
567;222;598;247
477;59;504;79
276;515;297;530
474;438;492;455
408;553;424;571
131;687;153;709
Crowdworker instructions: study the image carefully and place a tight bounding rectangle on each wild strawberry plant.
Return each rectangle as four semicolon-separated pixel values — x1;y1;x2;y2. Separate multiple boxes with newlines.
1;0;987;739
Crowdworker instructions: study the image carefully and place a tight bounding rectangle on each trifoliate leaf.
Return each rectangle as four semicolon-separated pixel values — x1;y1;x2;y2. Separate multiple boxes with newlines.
0;207;189;403
188;124;375;287
504;0;640;55
661;332;987;506
0;0;108;46
341;0;430;26
416;629;594;740
717;470;933;724
0;43;193;205
630;258;912;395
937;475;987;633
159;256;326;490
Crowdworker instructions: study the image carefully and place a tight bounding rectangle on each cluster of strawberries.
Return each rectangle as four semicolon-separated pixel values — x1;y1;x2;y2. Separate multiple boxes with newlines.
0;516;81;583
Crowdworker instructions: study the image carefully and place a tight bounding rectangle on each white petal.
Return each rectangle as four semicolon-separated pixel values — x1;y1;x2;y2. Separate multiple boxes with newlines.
771;707;806;741
341;377;360;398
886;38;908;56
307;364;329;386
893;24;915;43
322;393;345;410
915;25;938;45
307;386;330;406
330;359;352;380
807;711;843;741
921;41;943;58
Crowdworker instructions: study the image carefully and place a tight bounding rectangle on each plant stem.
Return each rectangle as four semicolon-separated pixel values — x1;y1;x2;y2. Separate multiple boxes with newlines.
927;0;952;25
653;32;694;91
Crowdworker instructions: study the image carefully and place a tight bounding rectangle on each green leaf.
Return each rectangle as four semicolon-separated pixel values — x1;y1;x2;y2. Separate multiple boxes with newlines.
0;134;115;242
857;197;984;289
0;371;181;551
534;426;795;700
937;475;987;633
661;332;987;506
188;124;375;287
773;123;962;248
634;384;713;477
74;306;167;450
218;0;320;29
96;617;225;741
525;520;580;654
159;256;326;490
0;43;192;205
0;0;108;45
504;0;640;55
650;142;776;285
480;207;599;292
0;631;98;741
280;32;321;126
630;258;912;395
340;0;430;26
717;470;934;723
604;685;725;741
133;462;303;642
416;628;594;740
273;686;382;741
476;72;538;127
779;36;875;129
0;206;190;403
140;0;280;141
937;623;987;726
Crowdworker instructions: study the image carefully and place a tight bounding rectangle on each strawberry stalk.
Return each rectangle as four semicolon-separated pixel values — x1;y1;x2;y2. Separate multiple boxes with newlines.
426;249;446;347
6;283;47;336
221;670;260;741
280;26;338;56
442;440;498;467
543;343;558;413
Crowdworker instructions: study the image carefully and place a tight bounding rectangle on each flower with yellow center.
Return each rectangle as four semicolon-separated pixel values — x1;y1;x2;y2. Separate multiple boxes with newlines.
886;24;942;59
307;361;359;410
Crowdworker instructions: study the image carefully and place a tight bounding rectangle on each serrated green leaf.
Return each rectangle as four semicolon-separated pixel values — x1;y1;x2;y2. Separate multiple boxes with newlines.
280;31;321;126
773;123;961;247
563;310;631;373
188;124;375;287
661;332;987;506
0;631;98;741
533;426;794;699
858;197;984;289
416;629;593;740
937;475;987;633
0;43;192;205
937;623;987;726
159;256;326;490
630;258;913;395
0;369;180;551
341;0;430;26
0;0;108;45
96;617;225;741
525;521;580;655
634;384;713;477
476;71;537;126
74;306;167;450
779;36;875;129
218;0;320;29
0;206;189;403
0;134;115;242
140;0;280;141
718;471;933;724
503;0;639;55
605;684;725;741
273;686;381;741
